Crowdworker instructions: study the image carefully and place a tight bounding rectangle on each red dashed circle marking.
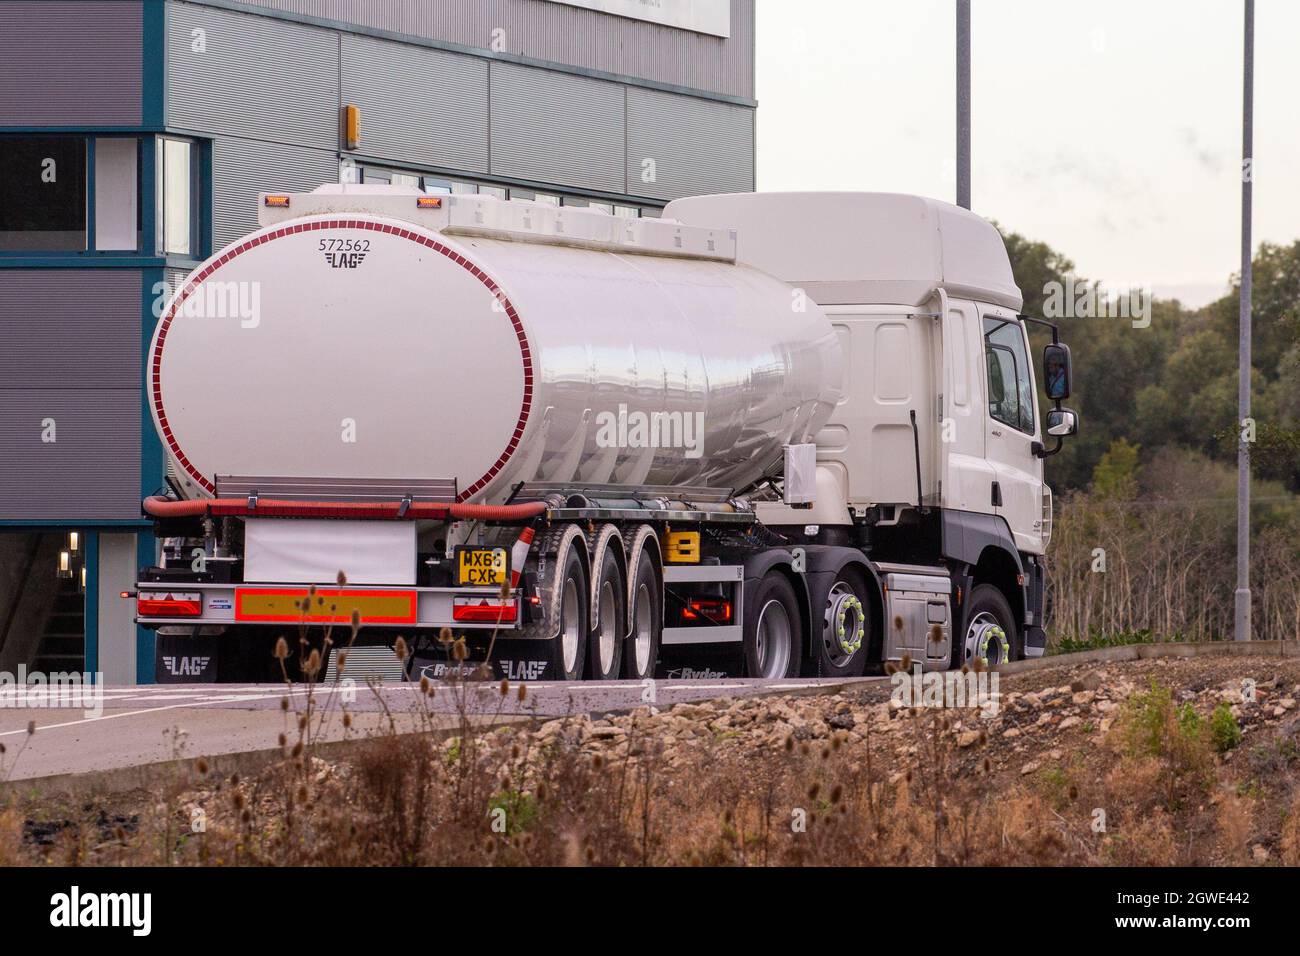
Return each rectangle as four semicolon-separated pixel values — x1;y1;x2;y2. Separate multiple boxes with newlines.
151;218;533;502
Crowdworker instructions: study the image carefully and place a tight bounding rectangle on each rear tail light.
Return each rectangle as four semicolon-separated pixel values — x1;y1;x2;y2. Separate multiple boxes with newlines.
682;598;732;624
138;592;202;616
452;596;517;623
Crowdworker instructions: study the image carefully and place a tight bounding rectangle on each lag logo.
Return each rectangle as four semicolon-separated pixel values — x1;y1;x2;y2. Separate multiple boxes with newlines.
162;655;211;677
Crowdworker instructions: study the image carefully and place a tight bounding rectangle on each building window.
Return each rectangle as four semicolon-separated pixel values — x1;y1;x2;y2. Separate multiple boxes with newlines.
94;137;140;252
0;136;87;251
390;172;420;188
478;185;507;200
158;137;197;256
532;192;560;206
613;204;640;218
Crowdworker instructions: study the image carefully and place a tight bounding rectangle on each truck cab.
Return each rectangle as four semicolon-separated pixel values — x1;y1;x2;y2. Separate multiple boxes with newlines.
666;192;1078;665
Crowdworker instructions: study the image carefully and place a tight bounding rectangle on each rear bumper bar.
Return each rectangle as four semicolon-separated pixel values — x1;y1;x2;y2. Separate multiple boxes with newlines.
133;581;527;631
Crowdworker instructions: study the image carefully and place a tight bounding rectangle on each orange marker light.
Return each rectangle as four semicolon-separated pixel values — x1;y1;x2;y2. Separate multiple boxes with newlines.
263;195;290;208
416;196;442;209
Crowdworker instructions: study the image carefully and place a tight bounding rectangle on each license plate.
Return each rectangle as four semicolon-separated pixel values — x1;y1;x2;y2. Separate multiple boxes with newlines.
235;588;417;624
455;546;509;587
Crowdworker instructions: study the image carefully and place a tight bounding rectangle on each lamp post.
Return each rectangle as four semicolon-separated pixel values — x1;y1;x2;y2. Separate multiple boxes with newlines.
956;0;971;209
1234;0;1254;642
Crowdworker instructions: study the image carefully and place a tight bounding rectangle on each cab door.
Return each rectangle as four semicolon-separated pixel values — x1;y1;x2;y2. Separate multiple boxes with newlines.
981;309;1044;554
941;298;994;513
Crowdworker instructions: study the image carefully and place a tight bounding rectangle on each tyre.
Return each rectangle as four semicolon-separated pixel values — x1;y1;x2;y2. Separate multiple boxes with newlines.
960;583;1021;667
587;545;626;680
814;568;870;677
743;572;804;679
623;542;661;680
546;544;588;680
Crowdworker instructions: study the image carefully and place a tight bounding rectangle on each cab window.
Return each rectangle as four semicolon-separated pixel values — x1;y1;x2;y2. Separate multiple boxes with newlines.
983;316;1035;434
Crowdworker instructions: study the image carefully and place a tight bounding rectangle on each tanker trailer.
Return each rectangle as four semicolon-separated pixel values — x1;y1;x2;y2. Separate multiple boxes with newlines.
134;186;1078;684
134;184;842;682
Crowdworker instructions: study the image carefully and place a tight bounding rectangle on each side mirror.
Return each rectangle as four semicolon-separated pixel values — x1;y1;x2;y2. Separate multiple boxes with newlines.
1042;343;1072;401
1045;407;1079;437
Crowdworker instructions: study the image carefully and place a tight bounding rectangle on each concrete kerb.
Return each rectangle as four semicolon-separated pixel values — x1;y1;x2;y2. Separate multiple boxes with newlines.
0;716;534;799
997;639;1298;676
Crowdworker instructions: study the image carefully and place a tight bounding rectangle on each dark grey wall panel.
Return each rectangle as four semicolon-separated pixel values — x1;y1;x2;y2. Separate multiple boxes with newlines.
489;63;624;193
0;1;143;126
167;1;338;148
0;271;141;389
212;137;338;247
627;88;753;201
234;0;754;100
0;390;141;520
341;35;488;173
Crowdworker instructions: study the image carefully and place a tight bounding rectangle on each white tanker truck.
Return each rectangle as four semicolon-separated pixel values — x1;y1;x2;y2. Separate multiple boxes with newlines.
134;185;1079;683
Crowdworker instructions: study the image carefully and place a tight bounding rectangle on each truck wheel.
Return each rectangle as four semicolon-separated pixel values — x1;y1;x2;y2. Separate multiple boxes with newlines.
587;547;625;680
960;584;1021;667
815;569;870;677
548;546;588;681
624;546;661;680
744;572;804;679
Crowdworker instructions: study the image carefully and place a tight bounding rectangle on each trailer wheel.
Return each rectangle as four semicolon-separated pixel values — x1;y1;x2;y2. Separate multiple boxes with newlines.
814;568;870;677
744;572;804;679
623;544;661;680
587;546;626;680
547;545;589;681
961;584;1021;667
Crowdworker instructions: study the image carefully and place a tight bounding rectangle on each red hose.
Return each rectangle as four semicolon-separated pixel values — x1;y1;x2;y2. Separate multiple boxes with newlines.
450;501;547;520
143;495;546;521
143;495;209;517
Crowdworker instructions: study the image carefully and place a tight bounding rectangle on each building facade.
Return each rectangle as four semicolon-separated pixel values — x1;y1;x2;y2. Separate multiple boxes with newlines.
0;0;756;683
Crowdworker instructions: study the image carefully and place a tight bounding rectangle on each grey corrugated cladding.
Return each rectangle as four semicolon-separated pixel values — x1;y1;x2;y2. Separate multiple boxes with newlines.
627;87;754;200
0;0;143;126
341;34;489;174
167;1;339;149
0;272;141;389
229;0;754;100
0;271;142;520
489;63;624;193
211;138;338;248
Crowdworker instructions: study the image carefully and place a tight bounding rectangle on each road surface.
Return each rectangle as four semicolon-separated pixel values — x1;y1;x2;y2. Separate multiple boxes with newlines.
0;677;877;782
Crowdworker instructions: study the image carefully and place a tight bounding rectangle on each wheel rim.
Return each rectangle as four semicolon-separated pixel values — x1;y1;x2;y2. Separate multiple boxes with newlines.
755;598;793;678
597;580;618;674
561;576;581;674
965;611;1009;666
633;582;653;674
823;581;865;669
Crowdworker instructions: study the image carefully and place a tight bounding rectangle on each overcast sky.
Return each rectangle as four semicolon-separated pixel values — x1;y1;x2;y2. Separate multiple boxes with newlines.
755;0;1300;307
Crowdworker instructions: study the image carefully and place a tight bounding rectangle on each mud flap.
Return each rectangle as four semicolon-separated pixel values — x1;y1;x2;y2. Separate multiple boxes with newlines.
155;633;219;683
